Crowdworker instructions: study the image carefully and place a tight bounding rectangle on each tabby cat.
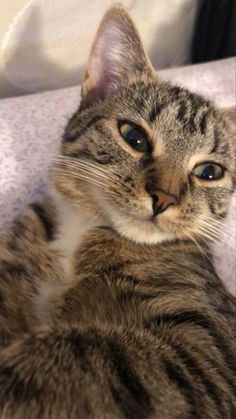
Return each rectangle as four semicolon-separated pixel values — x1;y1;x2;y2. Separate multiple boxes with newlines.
0;4;235;419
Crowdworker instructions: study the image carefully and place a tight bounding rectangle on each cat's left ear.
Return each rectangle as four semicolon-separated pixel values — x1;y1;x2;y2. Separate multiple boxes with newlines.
81;4;155;103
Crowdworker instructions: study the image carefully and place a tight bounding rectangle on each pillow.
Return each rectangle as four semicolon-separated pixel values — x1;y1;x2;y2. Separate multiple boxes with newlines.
0;0;199;96
0;58;235;295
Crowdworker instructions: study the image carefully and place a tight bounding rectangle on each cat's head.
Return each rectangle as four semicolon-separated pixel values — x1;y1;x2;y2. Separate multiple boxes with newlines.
52;4;235;244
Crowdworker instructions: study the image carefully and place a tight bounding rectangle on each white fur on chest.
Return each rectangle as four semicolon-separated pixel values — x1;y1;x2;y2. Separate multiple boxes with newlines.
35;190;108;324
50;191;107;279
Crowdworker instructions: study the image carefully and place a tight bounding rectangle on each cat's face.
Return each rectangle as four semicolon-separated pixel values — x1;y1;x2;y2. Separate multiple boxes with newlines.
52;5;235;245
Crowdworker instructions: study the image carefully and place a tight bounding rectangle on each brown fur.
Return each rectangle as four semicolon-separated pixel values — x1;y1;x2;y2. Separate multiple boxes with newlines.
0;5;235;419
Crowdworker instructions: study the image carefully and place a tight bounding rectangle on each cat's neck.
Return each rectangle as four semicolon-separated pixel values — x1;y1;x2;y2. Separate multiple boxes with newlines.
49;188;109;279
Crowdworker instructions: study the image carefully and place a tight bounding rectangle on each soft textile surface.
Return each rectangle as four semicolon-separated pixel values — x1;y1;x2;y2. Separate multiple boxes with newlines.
0;0;198;97
0;58;235;295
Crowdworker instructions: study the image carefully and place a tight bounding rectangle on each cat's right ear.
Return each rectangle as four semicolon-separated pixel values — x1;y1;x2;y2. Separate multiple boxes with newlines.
81;4;154;104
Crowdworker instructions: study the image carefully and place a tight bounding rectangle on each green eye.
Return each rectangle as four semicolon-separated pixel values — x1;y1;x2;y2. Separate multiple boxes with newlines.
193;163;224;181
118;121;150;153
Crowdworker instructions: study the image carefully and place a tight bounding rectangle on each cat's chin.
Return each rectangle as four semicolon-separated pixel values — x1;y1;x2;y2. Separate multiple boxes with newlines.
108;211;174;245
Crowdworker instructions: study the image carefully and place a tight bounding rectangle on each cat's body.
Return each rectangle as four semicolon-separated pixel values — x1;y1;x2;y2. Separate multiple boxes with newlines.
1;199;236;419
0;5;235;419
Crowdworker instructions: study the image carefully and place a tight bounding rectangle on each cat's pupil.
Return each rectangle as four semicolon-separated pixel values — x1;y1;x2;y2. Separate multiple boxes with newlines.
201;165;216;179
126;128;145;151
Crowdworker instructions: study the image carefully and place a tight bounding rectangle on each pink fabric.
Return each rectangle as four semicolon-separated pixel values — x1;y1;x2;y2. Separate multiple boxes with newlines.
0;58;235;295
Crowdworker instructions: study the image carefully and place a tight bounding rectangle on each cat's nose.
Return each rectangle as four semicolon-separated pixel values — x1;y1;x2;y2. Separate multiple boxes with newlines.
151;190;178;216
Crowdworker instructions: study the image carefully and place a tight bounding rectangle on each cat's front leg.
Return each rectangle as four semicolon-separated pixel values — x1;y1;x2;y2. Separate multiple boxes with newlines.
0;199;63;345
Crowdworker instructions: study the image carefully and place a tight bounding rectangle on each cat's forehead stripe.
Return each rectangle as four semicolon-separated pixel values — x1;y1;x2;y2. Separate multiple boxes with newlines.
210;127;221;154
145;84;213;139
173;97;211;135
64;115;105;143
149;103;164;123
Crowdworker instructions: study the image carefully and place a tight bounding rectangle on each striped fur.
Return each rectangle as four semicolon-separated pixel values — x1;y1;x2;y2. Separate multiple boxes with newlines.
0;5;235;419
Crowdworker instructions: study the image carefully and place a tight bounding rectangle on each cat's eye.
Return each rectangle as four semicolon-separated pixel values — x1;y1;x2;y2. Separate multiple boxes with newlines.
118;121;150;153
192;163;224;181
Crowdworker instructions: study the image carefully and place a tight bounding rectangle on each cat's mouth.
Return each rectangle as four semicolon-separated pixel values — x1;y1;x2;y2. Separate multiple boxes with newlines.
93;192;180;244
104;206;174;244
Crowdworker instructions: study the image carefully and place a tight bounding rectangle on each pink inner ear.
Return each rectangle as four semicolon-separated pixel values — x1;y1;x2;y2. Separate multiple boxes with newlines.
88;23;127;98
83;6;153;102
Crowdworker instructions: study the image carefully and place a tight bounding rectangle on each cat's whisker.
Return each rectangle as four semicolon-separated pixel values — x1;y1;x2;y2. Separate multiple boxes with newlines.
200;215;224;226
196;227;222;243
52;170;121;201
70;165;115;184
199;222;222;235
199;217;227;232
195;234;212;250
196;222;220;237
196;233;216;244
199;213;234;228
78;168;122;187
199;220;234;240
198;224;222;238
54;157;122;187
54;159;109;178
53;165;108;184
53;169;106;189
197;215;231;234
186;232;211;263
55;156;119;180
200;215;234;237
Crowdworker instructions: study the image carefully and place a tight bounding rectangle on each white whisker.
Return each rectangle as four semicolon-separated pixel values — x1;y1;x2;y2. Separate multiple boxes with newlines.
53;169;106;189
55;156;118;178
199;220;234;240
54;157;122;187
196;227;221;242
200;214;234;237
187;232;211;263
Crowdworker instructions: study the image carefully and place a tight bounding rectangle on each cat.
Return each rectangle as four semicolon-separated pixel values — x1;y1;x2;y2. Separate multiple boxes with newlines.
0;4;235;418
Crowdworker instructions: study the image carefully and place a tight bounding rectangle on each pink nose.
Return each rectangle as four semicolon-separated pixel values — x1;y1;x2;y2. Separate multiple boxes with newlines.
151;190;178;215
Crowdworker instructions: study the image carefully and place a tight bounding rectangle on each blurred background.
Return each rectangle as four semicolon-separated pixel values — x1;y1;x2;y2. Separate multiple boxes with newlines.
0;0;235;98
